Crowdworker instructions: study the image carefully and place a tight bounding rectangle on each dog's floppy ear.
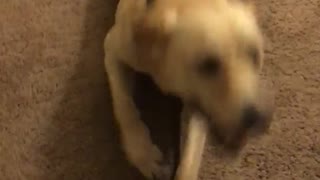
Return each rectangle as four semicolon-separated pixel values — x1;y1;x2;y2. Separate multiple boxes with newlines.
133;8;177;45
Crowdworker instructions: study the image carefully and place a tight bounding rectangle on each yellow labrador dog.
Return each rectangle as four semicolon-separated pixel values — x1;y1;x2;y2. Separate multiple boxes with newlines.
104;0;272;179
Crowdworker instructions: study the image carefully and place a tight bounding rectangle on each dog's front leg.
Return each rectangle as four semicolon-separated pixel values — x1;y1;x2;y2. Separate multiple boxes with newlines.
105;52;164;179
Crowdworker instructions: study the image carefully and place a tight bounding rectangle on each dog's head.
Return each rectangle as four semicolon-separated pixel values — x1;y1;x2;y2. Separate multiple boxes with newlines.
134;0;273;150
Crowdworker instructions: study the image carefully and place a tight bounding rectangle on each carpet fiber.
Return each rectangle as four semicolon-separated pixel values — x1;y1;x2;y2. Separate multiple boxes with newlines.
1;0;319;179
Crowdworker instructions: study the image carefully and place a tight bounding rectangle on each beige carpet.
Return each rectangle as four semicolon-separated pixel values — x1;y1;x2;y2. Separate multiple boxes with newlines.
1;0;320;179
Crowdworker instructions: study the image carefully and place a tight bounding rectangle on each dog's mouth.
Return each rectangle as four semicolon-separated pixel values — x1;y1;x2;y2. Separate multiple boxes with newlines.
187;97;273;153
189;108;246;152
195;111;270;154
208;113;272;154
209;122;249;152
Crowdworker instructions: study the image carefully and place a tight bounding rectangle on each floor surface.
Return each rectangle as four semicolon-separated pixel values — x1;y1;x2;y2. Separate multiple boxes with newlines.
0;0;320;179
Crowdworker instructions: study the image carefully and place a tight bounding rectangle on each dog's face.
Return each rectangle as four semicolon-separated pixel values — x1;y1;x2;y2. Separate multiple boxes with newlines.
135;0;273;150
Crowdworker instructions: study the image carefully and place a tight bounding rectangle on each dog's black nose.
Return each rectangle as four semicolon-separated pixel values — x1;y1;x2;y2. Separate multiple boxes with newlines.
241;105;261;129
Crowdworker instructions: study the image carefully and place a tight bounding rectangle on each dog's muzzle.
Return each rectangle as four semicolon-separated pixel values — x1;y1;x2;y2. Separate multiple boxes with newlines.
208;104;273;152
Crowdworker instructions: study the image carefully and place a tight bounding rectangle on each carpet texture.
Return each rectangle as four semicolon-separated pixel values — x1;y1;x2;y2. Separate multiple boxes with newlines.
0;0;320;180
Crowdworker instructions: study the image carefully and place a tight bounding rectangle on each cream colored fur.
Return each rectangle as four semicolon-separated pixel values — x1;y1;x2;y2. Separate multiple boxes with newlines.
104;0;268;179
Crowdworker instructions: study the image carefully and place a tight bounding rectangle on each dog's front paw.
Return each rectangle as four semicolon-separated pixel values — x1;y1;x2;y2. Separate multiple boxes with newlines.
126;141;164;179
122;128;165;179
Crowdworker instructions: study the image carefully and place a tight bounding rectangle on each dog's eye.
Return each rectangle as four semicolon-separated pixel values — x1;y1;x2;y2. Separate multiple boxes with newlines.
249;47;260;66
146;0;153;6
197;56;220;77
